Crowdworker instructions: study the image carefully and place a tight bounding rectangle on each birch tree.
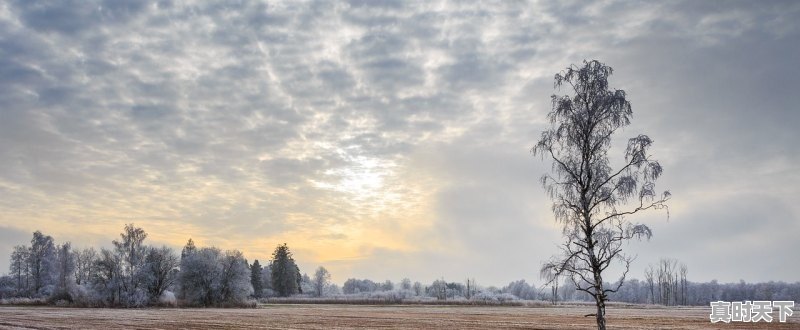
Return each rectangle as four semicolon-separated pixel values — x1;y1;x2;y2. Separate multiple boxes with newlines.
29;231;57;296
534;60;670;330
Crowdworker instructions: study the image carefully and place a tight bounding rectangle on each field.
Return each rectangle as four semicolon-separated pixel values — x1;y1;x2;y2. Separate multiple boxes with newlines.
0;304;797;329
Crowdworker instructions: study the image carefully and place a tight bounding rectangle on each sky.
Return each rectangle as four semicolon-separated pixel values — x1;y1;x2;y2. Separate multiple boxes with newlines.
1;0;799;287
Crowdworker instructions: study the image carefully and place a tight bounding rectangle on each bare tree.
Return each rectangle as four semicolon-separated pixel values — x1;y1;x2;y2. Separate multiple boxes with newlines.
534;60;670;330
679;263;688;305
656;258;678;305
644;265;655;304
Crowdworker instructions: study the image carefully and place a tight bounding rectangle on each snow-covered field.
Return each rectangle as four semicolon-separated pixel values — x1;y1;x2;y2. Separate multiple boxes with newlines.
0;304;796;329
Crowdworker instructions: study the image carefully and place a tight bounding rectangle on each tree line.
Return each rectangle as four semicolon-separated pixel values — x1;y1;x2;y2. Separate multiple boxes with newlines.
554;258;800;306
1;225;798;307
0;225;312;307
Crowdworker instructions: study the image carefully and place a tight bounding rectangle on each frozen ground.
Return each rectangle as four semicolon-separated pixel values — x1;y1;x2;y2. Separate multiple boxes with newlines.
0;304;797;329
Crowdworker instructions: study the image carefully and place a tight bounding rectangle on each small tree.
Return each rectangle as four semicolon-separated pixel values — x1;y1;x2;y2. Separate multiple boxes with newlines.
534;60;670;330
312;266;330;297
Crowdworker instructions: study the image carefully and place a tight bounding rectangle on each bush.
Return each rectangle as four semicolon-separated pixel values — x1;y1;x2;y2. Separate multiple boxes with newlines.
0;297;49;306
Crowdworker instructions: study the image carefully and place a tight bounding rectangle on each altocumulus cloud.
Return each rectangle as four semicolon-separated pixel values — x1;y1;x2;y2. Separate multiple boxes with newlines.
0;0;798;284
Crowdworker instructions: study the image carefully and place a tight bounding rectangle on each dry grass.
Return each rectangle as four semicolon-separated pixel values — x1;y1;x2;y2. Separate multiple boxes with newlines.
0;304;797;329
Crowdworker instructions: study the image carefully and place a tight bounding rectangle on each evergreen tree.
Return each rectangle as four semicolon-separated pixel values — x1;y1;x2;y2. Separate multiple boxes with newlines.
179;238;197;301
250;260;263;298
270;243;300;297
181;238;196;260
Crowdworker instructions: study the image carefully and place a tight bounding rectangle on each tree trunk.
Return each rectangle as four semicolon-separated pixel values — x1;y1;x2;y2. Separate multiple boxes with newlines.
595;298;606;330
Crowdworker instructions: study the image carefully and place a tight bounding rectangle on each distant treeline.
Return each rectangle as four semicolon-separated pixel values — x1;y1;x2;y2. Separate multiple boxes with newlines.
0;224;304;307
563;278;800;306
1;225;797;307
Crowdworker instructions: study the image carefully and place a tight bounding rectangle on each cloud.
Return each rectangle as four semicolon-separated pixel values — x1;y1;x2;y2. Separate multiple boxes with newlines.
0;0;798;285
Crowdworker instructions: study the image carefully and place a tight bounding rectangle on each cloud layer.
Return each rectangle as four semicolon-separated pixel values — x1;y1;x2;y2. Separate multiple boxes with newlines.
1;0;798;285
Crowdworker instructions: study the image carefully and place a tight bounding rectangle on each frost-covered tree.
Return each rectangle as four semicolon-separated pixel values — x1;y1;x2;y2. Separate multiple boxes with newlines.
141;246;179;302
400;278;412;291
412;281;423;296
428;279;447;300
342;278;379;294
179;247;223;306
178;245;252;306
53;242;76;298
534;60;669;330
218;250;252;304
73;247;97;286
312;266;330;297
9;245;30;296
112;224;148;305
381;280;394;291
28;231;57;296
91;248;123;305
270;244;301;297
250;260;263;298
300;273;313;295
0;275;14;299
503;280;537;300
